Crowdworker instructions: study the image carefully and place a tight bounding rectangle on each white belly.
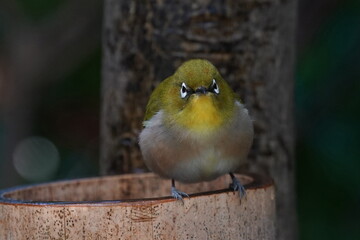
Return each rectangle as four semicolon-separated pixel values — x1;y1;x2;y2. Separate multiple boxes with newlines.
170;147;240;183
139;101;254;183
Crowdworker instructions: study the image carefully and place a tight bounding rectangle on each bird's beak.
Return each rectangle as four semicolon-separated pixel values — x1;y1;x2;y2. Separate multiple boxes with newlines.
195;86;207;95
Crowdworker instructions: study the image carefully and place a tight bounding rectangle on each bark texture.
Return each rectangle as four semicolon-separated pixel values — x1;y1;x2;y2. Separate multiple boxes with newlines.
101;1;297;239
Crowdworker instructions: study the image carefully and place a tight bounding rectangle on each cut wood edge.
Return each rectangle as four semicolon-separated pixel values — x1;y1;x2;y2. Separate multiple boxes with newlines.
0;172;272;205
0;173;276;239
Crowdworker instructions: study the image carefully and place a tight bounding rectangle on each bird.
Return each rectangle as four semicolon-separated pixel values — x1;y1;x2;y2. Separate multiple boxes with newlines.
139;59;253;200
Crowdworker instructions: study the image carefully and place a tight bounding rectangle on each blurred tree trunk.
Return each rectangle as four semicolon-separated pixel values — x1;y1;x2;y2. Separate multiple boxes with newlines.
101;1;297;239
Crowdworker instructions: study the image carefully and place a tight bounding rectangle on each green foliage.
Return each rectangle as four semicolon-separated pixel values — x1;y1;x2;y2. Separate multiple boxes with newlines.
296;0;360;239
16;0;65;21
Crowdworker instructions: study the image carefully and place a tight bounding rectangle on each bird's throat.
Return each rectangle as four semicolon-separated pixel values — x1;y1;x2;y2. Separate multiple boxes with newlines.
176;95;224;133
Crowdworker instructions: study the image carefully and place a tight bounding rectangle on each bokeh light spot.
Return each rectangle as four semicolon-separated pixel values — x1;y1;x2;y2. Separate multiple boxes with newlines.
13;136;60;182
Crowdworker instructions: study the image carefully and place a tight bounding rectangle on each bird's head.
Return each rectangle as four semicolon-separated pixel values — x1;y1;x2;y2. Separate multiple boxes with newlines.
161;59;237;134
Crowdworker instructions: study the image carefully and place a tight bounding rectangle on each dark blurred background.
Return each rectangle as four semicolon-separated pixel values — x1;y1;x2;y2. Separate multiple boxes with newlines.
0;0;359;239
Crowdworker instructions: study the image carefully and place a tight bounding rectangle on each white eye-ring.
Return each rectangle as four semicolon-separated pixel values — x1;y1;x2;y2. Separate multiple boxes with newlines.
212;79;220;94
180;82;188;98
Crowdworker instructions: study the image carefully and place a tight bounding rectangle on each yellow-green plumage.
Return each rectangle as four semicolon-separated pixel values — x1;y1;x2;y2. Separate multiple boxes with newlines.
139;59;253;199
144;59;235;124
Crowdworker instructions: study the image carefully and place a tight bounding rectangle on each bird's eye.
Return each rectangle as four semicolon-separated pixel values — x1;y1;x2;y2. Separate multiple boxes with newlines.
211;79;220;94
180;82;188;98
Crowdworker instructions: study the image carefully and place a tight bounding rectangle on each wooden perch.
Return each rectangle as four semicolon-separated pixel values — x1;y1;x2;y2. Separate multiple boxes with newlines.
0;173;275;239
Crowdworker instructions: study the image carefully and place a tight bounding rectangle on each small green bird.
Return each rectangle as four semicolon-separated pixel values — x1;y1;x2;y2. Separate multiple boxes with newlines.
139;59;253;200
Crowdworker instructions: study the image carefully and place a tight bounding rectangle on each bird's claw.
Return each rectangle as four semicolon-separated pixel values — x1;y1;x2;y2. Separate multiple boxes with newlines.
171;186;189;201
230;177;246;198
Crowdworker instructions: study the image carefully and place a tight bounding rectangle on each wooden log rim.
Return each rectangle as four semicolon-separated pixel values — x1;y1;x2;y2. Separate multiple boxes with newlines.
0;173;275;239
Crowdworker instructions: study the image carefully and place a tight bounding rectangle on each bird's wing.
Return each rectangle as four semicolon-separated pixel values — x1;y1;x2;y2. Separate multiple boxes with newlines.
143;76;172;122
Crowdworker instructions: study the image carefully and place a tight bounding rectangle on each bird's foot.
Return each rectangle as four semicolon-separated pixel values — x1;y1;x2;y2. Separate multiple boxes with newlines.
229;173;246;198
171;186;189;201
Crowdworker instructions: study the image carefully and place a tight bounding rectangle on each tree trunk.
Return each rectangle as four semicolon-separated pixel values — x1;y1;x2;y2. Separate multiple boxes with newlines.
101;1;297;239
